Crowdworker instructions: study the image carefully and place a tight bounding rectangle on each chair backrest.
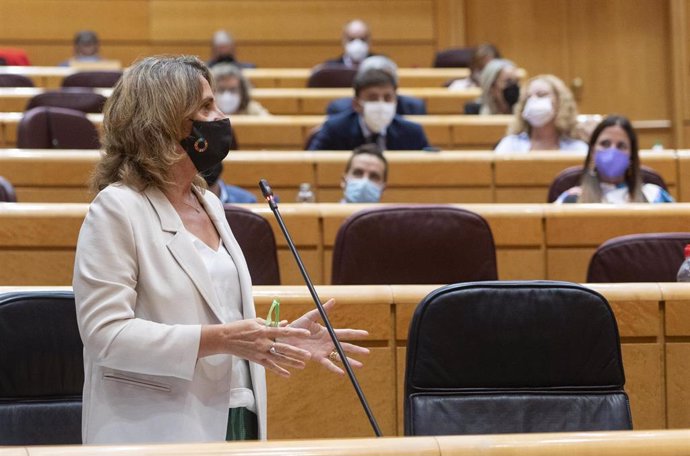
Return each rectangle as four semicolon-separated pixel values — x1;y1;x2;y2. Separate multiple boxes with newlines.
587;232;690;282
331;206;497;285
404;280;632;436
0;291;83;444
433;47;476;68
17;106;101;149
0;74;34;87
307;65;358;88
0;176;17;202
61;70;122;88
224;205;280;285
26;89;107;113
547;165;668;202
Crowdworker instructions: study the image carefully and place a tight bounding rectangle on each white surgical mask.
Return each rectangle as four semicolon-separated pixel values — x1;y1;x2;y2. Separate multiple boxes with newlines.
217;91;241;114
362;101;396;133
345;39;369;63
521;96;555;127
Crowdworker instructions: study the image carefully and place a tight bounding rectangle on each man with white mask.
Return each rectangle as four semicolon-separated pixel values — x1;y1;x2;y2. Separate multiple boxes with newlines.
307;69;429;151
340;144;388;203
324;19;374;67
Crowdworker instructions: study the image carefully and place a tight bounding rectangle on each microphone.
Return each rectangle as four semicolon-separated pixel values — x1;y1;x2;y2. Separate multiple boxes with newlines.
258;179;382;437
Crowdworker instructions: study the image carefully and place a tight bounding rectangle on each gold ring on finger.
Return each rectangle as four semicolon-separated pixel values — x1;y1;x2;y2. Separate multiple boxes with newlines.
328;350;340;363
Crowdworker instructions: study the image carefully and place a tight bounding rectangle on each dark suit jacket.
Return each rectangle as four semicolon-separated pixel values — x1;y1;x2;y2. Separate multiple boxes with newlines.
323;53;375;67
307;111;429;151
326;95;427;116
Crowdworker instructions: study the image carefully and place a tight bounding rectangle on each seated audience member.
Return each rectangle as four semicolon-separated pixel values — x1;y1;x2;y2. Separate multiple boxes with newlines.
326;56;426;116
448;43;501;90
555;115;673;204
324;19;374;68
211;63;269;115
202;162;257;204
341;144;388;203
495;74;588;153
308;69;429;151
477;58;520;115
207;30;256;69
59;30;102;67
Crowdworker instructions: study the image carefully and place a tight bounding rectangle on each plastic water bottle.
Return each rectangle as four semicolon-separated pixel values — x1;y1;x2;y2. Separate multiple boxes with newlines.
296;183;315;203
677;244;690;282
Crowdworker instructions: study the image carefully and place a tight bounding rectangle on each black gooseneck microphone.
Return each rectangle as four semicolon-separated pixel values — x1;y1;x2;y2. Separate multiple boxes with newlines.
258;179;382;437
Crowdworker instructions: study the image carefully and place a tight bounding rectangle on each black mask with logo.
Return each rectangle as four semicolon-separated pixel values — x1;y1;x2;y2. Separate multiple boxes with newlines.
180;119;233;173
502;82;520;108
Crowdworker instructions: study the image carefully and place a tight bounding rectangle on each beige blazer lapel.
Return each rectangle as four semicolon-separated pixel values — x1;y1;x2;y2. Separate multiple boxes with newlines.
144;186;227;323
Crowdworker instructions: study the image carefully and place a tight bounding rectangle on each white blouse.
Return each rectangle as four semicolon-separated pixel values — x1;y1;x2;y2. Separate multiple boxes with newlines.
189;232;256;413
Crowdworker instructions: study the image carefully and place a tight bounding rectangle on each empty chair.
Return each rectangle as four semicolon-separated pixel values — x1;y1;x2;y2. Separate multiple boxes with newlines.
433;46;476;68
0;74;34;87
547;165;668;203
61;70;122;88
17;106;100;149
26;89;107;113
331;206;497;285
405;280;632;436
224;205;280;285
0;291;83;444
0;176;17;202
307;65;358;88
587;232;690;282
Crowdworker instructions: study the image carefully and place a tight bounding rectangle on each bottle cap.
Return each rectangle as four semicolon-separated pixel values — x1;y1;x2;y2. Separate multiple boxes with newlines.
684;244;690;258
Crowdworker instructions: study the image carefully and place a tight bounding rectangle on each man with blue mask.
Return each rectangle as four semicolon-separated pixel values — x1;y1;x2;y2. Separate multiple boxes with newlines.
341;144;388;203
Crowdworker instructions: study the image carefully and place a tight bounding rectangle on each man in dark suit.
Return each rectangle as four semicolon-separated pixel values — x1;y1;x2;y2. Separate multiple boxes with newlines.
323;19;374;68
326;55;426;116
308;69;430;151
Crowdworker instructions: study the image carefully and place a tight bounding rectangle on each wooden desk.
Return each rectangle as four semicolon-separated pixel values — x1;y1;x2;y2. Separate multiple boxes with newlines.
1;283;687;436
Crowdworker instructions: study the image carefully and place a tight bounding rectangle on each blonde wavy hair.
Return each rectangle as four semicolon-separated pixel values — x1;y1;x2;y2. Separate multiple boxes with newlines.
91;55;212;192
507;74;579;137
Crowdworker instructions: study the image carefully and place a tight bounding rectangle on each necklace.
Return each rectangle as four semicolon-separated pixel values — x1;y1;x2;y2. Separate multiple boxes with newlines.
182;195;202;214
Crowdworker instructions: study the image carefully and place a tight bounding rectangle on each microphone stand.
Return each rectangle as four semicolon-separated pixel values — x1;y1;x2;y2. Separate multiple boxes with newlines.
258;179;383;437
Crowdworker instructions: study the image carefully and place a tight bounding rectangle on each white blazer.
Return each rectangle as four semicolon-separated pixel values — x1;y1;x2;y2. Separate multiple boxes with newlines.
73;183;267;444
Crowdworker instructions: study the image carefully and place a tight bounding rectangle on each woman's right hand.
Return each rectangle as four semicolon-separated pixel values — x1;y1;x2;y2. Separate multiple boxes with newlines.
199;319;311;377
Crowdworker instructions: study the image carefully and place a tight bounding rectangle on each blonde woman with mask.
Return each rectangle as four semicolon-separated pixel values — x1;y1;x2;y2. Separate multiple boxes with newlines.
494;74;587;154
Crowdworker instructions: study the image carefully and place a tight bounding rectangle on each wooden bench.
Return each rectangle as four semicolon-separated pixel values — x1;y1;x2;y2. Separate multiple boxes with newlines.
1;283;687;437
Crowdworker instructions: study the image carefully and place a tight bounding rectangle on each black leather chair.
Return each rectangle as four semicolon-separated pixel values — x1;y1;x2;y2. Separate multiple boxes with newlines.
0;74;34;87
404;281;632;436
547;165;668;202
587;232;690;282
0;176;17;202
332;206;497;285
307;65;358;88
61;70;122;88
224;205;281;285
26;89;107;113
17;106;101;149
0;291;83;444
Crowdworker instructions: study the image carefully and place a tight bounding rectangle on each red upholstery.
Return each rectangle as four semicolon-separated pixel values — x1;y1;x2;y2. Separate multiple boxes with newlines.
587;232;690;282
332;205;498;285
0;49;30;66
224;205;280;285
307;65;358;88
61;71;122;88
0;177;17;202
26;89;106;113
433;47;475;68
17;107;101;149
547;165;668;203
0;74;34;88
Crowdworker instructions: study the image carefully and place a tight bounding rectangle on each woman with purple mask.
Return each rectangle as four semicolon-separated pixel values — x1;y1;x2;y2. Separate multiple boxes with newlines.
555;115;673;204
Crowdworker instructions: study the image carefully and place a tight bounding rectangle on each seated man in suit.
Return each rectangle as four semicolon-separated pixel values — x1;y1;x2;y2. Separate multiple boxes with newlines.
341;143;388;203
207;30;256;69
324;19;374;68
327;56;426;116
308;69;430;151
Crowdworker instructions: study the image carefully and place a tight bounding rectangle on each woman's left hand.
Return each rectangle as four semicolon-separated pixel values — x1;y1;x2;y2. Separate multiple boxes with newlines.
277;298;370;374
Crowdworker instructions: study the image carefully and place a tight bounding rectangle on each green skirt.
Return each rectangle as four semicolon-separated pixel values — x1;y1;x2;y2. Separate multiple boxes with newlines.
226;407;259;441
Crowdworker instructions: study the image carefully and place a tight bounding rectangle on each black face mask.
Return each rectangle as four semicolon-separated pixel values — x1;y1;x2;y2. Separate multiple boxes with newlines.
503;83;520;108
180;118;232;173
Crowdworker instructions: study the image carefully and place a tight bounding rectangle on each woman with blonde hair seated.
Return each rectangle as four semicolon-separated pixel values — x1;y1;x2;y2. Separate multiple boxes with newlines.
555;115;673;204
495;74;587;153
